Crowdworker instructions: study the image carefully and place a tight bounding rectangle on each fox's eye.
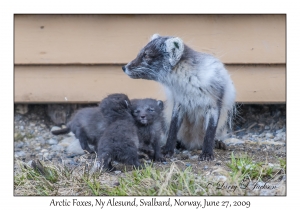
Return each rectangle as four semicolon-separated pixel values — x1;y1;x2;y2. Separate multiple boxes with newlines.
148;108;155;112
134;110;140;114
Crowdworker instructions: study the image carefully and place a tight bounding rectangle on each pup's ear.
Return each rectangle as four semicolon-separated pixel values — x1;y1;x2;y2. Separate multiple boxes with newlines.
165;37;184;66
150;33;160;41
124;100;129;108
157;100;164;110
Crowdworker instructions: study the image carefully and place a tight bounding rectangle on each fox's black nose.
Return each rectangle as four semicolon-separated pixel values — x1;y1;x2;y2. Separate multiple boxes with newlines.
141;115;145;119
122;66;126;72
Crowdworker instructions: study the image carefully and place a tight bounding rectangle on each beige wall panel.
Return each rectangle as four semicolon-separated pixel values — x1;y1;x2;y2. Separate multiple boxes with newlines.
15;14;285;64
14;65;285;103
14;65;166;103
229;65;285;103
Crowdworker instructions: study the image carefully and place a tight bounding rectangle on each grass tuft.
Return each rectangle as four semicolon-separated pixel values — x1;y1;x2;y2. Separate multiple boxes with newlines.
14;153;286;196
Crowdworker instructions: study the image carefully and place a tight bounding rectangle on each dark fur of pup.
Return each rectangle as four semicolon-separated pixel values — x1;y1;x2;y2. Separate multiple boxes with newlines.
131;98;165;162
97;94;141;170
47;104;77;126
51;105;105;154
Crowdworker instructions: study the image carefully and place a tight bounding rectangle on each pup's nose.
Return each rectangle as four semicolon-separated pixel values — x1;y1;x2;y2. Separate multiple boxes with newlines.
122;66;126;72
141;115;145;119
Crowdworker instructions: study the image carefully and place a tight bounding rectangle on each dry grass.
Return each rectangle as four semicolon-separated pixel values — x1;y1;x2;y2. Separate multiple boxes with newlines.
14;153;286;196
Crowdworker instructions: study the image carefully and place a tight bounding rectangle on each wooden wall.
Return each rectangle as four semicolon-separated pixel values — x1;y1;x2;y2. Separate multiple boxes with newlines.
14;14;286;103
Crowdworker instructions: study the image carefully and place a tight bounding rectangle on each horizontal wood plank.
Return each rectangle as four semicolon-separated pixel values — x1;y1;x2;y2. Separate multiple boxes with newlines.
14;65;286;103
15;14;285;65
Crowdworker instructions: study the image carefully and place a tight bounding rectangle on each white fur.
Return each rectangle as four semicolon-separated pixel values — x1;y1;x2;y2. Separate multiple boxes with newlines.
165;37;184;66
163;51;236;150
150;33;160;41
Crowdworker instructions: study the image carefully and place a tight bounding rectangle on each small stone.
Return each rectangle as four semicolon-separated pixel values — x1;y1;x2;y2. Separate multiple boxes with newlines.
276;129;283;134
43;153;49;158
66;132;75;137
35;146;41;151
40;149;48;153
242;135;249;140
273;137;280;141
190;155;198;160
50;152;57;158
215;161;222;166
47;139;58;145
180;153;189;160
182;150;189;154
114;171;122;175
185;163;191;167
276;132;285;139
51;126;62;132
27;160;33;166
259;133;265;137
66;139;84;155
15;142;24;148
15;151;26;157
265;133;274;138
217;175;227;182
41;139;47;145
224;138;245;145
64;159;78;166
58;136;76;147
204;165;208;170
265;126;270;130
51;145;63;152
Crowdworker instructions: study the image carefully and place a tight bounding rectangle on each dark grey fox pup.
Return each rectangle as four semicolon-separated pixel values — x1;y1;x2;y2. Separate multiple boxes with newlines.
131;98;165;162
97;93;141;170
47;104;77;126
51;105;105;154
123;34;236;161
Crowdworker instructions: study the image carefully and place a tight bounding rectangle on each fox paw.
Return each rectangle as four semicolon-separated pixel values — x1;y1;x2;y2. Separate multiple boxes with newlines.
199;152;214;161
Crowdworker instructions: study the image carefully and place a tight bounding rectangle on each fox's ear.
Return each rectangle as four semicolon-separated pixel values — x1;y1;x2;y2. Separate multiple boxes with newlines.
157;100;164;110
165;37;184;66
124;100;129;108
150;33;160;41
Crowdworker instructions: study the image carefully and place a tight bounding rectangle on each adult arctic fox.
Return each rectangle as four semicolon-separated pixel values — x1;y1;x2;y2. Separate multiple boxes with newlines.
122;34;236;161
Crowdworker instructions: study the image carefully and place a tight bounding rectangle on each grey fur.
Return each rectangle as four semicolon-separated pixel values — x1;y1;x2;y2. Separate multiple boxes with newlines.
123;34;236;161
51;105;105;154
131;98;165;162
47;104;77;126
97;94;141;170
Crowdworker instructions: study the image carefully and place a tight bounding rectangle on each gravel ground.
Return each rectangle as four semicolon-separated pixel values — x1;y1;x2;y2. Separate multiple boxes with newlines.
13;103;286;195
